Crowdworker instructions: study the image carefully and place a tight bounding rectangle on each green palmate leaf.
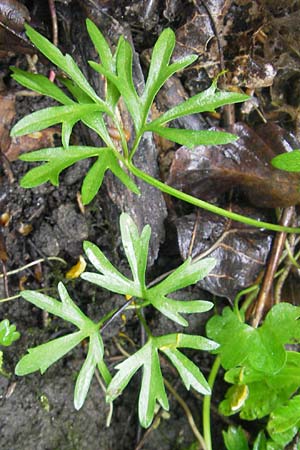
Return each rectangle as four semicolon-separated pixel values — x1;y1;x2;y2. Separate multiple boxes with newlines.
149;81;249;127
271;149;300;172
223;426;249;450
120;213;151;290
89;59;142;131
10;68;73;105
0;319;20;347
15;331;85;375
107;333;216;427
21;283;90;329
138;342;168;428
59;77;115;147
82;240;141;297
16;283;107;409
146;125;238;148
150;296;213;326
74;332;104;410
161;347;210;394
83;214;216;325
151;257;216;294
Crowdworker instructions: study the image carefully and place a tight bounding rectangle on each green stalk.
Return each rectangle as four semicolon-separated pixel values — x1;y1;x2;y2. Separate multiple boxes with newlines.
127;162;300;234
203;355;221;450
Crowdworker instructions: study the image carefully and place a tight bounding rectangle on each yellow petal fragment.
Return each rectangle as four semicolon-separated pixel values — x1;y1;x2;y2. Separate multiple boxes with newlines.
65;255;87;279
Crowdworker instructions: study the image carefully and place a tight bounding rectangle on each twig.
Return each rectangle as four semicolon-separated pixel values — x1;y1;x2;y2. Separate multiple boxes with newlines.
188;210;200;257
48;0;58;47
251;206;295;327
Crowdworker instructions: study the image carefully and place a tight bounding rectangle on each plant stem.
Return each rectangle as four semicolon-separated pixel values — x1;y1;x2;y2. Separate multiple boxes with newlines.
164;378;208;450
127;162;300;234
203;355;221;450
0;256;67;279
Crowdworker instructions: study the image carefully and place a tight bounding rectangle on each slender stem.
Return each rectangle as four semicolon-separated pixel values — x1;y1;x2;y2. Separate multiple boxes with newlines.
113;117;130;159
100;297;133;330
136;309;152;337
203;355;221;450
233;284;259;320
127;162;300;234
0;256;67;279
164;378;207;450
129;133;143;162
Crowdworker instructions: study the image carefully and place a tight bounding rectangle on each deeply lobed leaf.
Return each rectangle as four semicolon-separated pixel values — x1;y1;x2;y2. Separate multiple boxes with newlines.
107;333;216;427
16;283;106;410
19;146;139;204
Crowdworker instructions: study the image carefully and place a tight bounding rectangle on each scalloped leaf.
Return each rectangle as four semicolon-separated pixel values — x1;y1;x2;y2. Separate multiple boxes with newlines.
206;305;300;374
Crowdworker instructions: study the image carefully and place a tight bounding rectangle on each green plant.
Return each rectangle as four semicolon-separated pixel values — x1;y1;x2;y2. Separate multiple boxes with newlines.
272;149;300;172
205;302;300;450
10;20;300;234
16;213;218;427
0;319;20;346
0;319;20;377
9;20;300;448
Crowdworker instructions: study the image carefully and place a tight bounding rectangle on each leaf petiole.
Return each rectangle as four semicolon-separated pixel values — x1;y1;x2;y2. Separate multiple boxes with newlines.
126;161;300;234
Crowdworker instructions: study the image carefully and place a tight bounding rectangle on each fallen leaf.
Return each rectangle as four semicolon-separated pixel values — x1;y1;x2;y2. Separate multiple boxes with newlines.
175;206;273;300
167;123;300;208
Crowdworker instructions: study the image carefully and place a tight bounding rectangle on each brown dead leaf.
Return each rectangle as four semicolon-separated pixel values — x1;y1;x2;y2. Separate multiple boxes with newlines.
175;206;273;300
167;122;300;208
